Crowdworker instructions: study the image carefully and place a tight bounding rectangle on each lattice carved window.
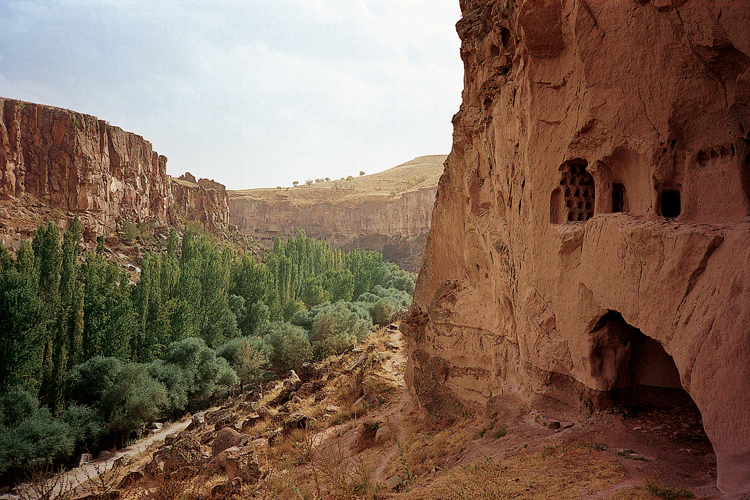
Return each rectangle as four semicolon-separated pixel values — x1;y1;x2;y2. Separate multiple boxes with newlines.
560;161;595;222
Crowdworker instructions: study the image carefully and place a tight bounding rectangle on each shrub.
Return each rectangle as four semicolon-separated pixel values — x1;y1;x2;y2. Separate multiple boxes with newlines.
262;322;313;374
310;301;371;358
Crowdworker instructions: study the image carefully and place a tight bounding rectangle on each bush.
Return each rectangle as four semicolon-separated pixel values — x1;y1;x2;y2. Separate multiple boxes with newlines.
66;356;124;408
100;363;168;438
161;337;235;402
215;336;270;387
262;322;313;374
148;360;188;415
0;406;74;474
59;404;106;447
309;301;371;359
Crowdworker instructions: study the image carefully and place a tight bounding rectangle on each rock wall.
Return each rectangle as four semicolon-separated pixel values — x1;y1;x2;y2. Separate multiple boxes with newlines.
0;98;229;242
230;186;436;272
406;0;750;494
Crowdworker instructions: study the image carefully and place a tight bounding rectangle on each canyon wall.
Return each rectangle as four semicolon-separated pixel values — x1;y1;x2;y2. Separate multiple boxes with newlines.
0;98;229;244
230;156;444;272
406;0;750;494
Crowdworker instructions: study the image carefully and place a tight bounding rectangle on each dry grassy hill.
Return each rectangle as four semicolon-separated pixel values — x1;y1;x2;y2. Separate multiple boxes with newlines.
229;156;447;272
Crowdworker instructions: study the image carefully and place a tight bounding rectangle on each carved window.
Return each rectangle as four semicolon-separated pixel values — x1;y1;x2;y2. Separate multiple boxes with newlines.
560;161;595;222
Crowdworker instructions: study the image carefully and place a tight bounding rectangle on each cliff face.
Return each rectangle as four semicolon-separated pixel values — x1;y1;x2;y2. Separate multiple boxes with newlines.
229;156;445;272
0;98;229;244
406;0;750;494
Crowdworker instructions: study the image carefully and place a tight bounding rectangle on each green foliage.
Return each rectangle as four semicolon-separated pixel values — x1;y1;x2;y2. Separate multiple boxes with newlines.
262;322;312;374
0;219;416;472
160;337;233;401
59;403;106;446
309;301;372;358
215;336;269;386
101;362;167;435
0;406;74;474
147;359;188;415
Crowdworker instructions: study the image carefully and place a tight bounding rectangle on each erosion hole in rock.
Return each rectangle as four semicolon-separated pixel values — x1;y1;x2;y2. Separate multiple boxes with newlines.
660;189;681;218
556;159;594;222
490;43;500;58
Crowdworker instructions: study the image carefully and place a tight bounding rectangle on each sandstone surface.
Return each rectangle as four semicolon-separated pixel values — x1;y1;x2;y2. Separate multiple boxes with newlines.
0;98;229;247
229;156;445;272
406;0;750;494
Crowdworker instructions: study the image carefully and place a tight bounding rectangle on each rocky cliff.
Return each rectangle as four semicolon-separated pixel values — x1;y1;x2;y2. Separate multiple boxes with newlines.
229;156;445;272
406;0;750;495
0;98;229;245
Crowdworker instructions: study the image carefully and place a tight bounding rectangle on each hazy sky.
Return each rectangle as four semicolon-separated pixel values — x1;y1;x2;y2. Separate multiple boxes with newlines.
0;1;463;189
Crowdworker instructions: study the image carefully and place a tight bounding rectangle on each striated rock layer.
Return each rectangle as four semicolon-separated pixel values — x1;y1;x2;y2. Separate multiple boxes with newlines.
406;0;750;494
0;98;229;243
230;156;445;272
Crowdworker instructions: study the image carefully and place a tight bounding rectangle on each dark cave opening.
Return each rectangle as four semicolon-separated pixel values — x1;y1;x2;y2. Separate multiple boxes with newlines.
660;189;681;218
588;311;712;455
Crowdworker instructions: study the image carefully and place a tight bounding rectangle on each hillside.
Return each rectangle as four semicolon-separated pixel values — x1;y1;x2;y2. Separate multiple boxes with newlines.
25;325;718;500
229;156;446;272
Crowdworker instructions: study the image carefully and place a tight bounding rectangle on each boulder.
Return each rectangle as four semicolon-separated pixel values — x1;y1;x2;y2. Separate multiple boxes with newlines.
298;362;327;382
214;446;262;483
282;412;309;434
118;470;145;489
163;434;202;475
241;414;263;432
212;427;250;457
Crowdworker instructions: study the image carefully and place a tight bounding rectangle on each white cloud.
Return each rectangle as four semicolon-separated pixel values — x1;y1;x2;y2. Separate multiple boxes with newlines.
0;0;463;189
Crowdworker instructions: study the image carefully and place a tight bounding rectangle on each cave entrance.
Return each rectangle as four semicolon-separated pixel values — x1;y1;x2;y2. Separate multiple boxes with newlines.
589;312;712;456
591;311;688;408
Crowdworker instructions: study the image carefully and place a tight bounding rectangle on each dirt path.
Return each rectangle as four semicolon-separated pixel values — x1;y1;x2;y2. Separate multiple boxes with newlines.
5;419;192;499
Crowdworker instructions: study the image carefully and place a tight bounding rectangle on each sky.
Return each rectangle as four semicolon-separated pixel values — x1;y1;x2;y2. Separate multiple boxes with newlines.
0;0;464;190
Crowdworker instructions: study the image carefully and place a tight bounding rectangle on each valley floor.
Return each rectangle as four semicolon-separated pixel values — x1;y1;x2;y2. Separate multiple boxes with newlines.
28;326;717;500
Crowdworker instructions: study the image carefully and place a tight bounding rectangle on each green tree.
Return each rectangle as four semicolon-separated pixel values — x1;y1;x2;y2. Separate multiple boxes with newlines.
308;301;371;359
262;322;312;374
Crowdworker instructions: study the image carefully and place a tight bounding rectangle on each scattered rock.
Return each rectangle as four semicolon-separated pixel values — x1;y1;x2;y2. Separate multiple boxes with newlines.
185;414;204;432
385;342;399;350
164;433;179;446
213;427;250;457
267;429;283;447
241;414;263;432
386;474;403;491
298;362;327;382
375;424;394;444
112;456;133;469
210;478;243;498
256;405;273;420
118;470;145;488
215;446;261;483
205;408;232;426
163;434;202;475
282;412;309;433
270;388;293;407
98;450;112;460
325;404;340;413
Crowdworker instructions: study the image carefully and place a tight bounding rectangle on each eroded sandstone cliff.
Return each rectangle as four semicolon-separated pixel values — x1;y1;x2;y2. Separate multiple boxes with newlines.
0;98;229;245
406;0;750;494
229;156;445;272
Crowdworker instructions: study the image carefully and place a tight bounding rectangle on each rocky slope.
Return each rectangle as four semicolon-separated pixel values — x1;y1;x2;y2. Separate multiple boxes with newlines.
0;98;230;248
405;0;750;495
229;156;445;272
